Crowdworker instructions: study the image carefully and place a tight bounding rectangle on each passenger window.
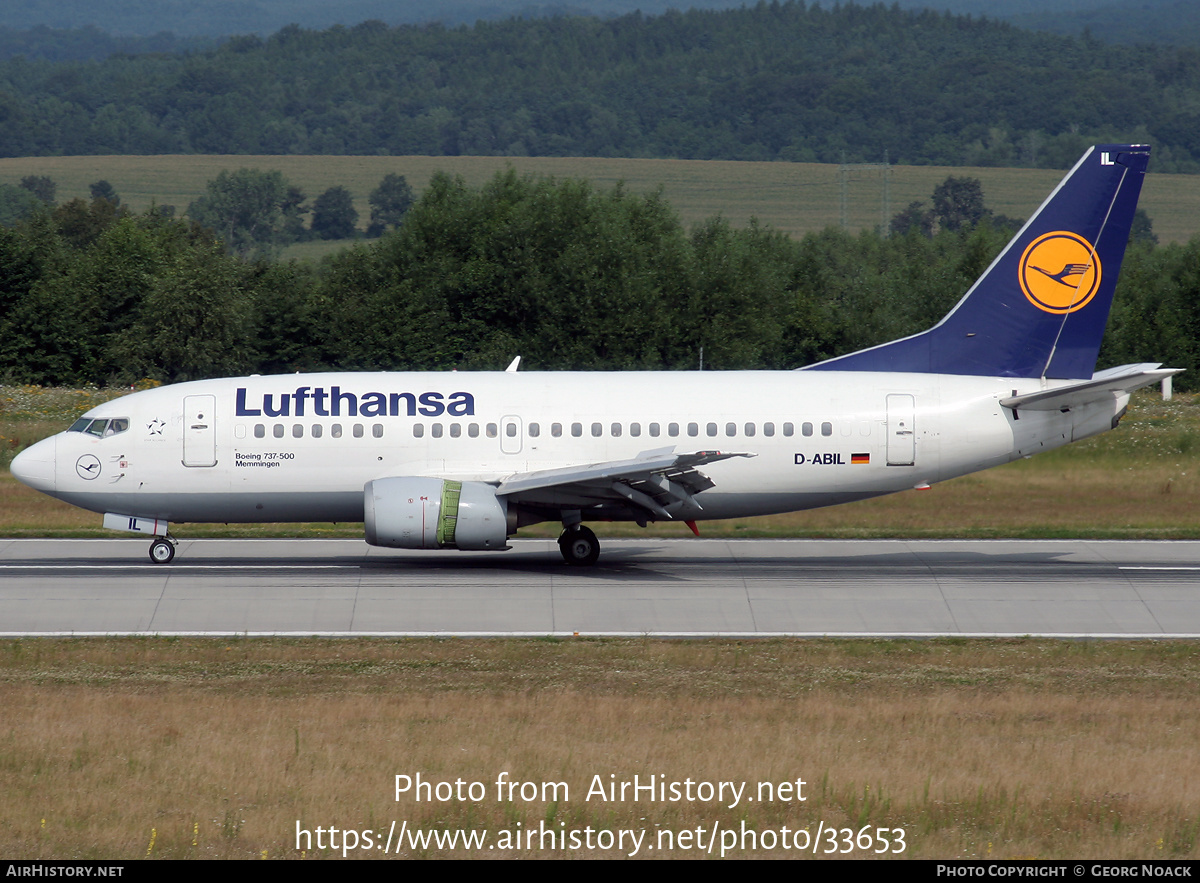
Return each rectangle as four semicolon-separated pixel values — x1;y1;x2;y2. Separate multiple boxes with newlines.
331;424;342;438
312;424;323;438
668;423;679;437
783;422;794;437
630;422;641;437
373;424;384;438
706;422;717;437
528;423;539;438
591;422;602;437
763;422;775;437
293;424;303;438
744;423;755;437
413;424;424;438
726;422;737;437
353;424;364;438
802;422;813;437
432;424;443;438
486;423;498;438
649;423;660;437
254;424;265;438
572;423;583;438
611;422;622;437
552;423;563;437
450;423;461;438
506;423;516;438
822;422;833;436
687;423;699;437
468;423;479;438
273;424;285;439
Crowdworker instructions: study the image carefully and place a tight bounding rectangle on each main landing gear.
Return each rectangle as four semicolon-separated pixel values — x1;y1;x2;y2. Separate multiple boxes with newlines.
148;535;177;564
558;525;600;566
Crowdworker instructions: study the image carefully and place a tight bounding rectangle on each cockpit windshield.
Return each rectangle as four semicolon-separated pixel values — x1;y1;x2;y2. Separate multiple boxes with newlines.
67;417;130;437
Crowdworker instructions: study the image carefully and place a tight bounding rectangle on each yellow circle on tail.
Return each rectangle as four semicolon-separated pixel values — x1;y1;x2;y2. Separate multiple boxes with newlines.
1018;231;1102;314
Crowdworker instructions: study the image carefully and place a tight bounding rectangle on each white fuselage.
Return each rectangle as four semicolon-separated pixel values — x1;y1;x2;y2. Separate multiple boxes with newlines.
18;370;1124;527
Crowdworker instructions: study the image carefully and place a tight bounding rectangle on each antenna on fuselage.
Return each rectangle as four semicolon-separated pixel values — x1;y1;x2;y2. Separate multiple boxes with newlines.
505;356;521;373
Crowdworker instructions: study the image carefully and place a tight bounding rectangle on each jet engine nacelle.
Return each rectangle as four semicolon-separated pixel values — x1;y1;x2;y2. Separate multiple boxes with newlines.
364;477;509;550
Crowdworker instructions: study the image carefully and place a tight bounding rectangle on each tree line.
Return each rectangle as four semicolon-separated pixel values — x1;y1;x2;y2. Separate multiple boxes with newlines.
2;3;1200;170
0;169;415;256
0;169;1195;391
183;169;415;257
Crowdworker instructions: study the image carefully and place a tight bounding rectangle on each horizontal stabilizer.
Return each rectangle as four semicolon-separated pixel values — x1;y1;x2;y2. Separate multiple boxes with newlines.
1000;364;1182;412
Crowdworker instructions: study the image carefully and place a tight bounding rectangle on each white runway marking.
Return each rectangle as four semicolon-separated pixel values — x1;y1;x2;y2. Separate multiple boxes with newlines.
1119;566;1200;571
4;631;1200;639
0;564;357;570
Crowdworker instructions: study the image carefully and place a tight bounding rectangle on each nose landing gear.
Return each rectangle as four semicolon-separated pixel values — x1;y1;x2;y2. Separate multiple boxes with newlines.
148;536;177;564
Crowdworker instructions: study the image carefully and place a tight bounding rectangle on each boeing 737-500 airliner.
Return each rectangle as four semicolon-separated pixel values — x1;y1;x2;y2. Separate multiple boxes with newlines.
10;145;1179;565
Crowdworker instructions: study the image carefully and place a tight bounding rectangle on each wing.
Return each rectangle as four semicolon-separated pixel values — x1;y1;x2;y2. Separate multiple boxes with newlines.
494;448;754;521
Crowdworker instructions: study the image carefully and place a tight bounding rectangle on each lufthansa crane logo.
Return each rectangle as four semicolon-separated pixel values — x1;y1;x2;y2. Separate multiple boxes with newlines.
1018;231;1102;314
75;454;101;480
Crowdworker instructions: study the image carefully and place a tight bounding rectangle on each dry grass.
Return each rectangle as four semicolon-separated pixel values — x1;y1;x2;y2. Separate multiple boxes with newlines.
1;638;1197;859
0;154;1197;244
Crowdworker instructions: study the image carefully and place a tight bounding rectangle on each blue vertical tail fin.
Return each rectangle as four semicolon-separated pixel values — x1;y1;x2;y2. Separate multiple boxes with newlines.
804;144;1150;379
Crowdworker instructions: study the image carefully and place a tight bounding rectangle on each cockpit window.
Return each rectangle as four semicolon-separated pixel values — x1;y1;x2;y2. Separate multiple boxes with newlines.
68;417;130;437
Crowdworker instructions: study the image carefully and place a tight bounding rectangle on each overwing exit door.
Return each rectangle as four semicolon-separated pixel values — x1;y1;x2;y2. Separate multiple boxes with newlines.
500;415;523;454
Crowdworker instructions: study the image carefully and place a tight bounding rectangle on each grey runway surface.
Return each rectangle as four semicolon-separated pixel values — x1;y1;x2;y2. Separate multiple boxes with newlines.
0;537;1198;637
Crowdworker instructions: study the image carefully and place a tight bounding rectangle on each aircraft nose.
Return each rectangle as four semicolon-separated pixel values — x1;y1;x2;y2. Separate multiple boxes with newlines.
10;436;56;493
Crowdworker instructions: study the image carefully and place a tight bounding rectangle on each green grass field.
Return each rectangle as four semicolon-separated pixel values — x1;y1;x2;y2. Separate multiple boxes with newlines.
2;154;1198;245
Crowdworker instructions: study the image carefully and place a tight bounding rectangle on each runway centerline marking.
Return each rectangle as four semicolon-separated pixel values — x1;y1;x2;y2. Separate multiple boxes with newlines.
1118;566;1200;571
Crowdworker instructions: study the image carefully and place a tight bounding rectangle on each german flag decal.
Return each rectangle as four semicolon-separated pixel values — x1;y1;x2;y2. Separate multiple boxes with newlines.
851;453;870;465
